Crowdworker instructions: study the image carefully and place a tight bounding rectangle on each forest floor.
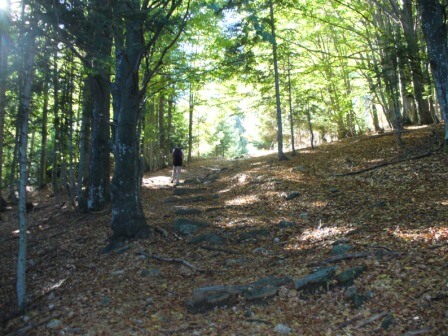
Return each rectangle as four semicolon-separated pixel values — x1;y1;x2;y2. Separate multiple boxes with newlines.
0;125;447;336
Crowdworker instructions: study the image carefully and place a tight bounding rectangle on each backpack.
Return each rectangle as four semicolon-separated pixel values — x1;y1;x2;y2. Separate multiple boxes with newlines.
173;148;183;165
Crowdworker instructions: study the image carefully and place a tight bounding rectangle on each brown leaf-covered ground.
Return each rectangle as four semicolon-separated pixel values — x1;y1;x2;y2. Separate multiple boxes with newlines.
1;125;447;335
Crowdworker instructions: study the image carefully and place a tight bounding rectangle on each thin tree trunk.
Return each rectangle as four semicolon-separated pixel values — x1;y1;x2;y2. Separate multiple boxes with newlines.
287;53;296;156
51;49;60;197
17;23;36;312
77;81;91;211
0;5;9;206
269;0;287;161
38;76;49;188
188;83;194;165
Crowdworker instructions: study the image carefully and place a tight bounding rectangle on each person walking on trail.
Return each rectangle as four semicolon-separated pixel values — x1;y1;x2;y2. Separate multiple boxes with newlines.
171;145;183;184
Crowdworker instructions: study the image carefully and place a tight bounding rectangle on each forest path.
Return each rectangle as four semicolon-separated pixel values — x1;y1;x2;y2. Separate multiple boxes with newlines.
1;126;447;335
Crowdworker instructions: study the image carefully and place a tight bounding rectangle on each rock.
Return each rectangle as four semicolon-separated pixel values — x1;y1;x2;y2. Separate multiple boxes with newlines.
346;286;367;308
381;313;396;330
290;166;306;172
173;207;202;216
225;258;248;266
277;221;296;229
238;229;270;242
294;266;337;292
331;244;352;256
329;187;339;193
141;269;161;277
373;200;387;208
285;191;300;200
101;296;110;306
187;285;245;312
250;275;293;288
173;187;207;196
243;285;278;301
335;266;367;287
188;233;224;245
173;218;209;236
47;319;62;329
252;247;273;255
299;213;309;220
274;323;293;334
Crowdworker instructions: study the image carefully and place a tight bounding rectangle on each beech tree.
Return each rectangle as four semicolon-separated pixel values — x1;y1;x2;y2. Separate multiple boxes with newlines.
417;0;448;151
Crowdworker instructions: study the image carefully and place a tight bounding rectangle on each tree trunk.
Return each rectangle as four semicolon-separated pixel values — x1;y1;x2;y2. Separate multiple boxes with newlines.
287;53;296;156
400;0;433;125
269;0;287;161
17;24;36;312
110;16;148;240
38;75;49;188
0;5;9;206
77;81;92;211
417;0;448;151
188;83;194;165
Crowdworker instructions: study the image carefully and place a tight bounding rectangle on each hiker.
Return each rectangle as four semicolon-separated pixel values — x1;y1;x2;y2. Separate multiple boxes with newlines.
171;145;183;184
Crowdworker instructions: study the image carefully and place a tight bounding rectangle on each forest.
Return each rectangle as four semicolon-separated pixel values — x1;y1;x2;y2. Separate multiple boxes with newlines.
0;0;447;334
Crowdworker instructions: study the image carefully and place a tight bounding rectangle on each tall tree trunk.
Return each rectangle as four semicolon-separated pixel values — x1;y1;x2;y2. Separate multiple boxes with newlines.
417;0;448;151
38;75;49;189
269;0;287;161
400;0;433;124
0;4;9;207
17;22;36;312
51;49;60;197
77;81;92;211
287;53;296;156
110;15;148;241
188;83;194;165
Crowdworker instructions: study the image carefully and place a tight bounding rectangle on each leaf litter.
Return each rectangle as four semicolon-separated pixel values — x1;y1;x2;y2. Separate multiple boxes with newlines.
0;125;447;335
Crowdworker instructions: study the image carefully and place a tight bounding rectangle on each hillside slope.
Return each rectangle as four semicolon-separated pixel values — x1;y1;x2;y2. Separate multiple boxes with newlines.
1;125;447;335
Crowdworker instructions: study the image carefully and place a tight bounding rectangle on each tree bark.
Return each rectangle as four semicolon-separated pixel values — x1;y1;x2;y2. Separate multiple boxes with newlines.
417;0;448;151
17;23;36;312
0;4;9;206
110;14;148;240
269;0;287;161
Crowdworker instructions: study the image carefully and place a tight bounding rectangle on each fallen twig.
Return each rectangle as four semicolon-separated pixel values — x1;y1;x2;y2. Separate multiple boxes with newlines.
137;251;205;273
354;311;388;329
335;152;431;176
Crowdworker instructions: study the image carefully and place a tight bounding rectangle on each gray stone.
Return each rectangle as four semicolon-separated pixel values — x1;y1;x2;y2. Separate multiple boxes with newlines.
238;229;270;242
250;275;293;288
329;187;339;193
335;266;367;286
243;286;278;301
225;258;248;266
346;286;367;308
331;244;353;256
373;200;387;208
381;313;396;330
173;218;209;236
47;319;62;329
141;269;161;277
189;233;224;245
173;187;207;196
277;221;296;229
294;266;337;292
173;206;202;216
299;213;309;220
285;191;300;200
274;323;293;334
101;296;110;306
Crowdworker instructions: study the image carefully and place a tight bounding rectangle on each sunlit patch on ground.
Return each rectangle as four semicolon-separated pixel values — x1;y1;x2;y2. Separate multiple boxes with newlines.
225;194;259;206
285;226;353;251
392;226;448;243
142;175;173;188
